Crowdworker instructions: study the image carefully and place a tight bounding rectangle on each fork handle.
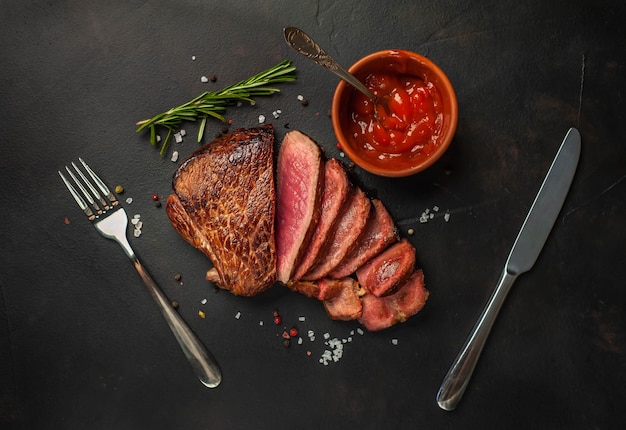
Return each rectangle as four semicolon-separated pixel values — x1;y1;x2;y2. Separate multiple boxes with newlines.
132;257;222;388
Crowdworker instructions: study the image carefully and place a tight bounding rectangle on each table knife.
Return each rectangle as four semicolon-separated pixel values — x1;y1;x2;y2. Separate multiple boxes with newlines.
436;128;581;411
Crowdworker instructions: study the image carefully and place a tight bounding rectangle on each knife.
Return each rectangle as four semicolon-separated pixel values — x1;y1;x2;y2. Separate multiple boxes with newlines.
436;128;581;411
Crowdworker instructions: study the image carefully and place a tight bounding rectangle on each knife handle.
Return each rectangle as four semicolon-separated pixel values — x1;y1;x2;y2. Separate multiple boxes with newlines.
436;269;518;411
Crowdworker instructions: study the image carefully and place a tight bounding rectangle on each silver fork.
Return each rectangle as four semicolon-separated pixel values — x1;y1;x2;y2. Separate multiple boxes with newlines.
59;158;222;388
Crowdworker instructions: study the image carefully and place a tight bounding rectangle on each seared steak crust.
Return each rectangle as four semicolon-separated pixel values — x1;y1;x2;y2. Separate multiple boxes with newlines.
166;125;277;296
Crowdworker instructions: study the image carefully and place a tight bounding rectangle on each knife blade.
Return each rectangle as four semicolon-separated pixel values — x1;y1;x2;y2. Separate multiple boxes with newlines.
436;128;581;411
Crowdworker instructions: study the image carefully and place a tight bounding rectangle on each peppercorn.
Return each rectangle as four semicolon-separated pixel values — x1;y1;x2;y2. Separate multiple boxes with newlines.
221;126;229;134
209;74;217;82
151;194;159;201
174;273;182;281
171;301;179;309
289;328;298;337
273;316;282;325
283;339;291;348
155;201;162;208
300;98;309;106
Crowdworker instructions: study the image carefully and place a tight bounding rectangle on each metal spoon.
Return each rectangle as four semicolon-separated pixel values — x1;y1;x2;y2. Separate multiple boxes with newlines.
283;27;384;111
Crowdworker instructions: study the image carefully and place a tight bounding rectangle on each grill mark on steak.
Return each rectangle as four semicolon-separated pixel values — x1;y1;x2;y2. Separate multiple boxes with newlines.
166;125;277;296
292;158;350;281
329;199;399;279
301;187;371;281
275;130;324;284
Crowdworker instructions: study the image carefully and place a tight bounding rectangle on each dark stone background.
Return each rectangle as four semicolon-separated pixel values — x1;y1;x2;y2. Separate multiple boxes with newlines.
1;1;624;428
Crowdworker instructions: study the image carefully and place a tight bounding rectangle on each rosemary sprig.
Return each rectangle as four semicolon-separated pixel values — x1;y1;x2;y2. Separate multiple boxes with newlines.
136;60;297;155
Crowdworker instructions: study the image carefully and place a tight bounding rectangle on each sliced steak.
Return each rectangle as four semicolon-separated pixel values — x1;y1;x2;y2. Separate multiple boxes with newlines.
301;187;371;280
356;238;416;297
358;269;428;331
323;278;363;321
329;199;399;279
288;278;345;301
292;158;350;280
275;130;325;284
166;125;276;296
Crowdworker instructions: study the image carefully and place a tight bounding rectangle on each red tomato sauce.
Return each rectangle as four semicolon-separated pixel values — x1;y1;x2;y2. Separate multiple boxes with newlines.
347;72;444;164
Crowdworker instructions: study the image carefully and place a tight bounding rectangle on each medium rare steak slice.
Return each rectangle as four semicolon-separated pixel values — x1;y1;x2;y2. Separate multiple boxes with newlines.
166;125;276;296
322;278;363;321
356;238;416;297
301;187;371;281
275;130;324;284
358;269;428;331
292;158;350;281
329;199;399;279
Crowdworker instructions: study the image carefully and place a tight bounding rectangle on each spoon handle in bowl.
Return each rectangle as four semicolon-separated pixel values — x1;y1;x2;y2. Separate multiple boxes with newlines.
283;27;377;100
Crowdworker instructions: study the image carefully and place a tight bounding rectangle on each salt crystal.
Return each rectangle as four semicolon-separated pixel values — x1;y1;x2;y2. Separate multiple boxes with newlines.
357;328;364;335
433;205;440;212
391;338;399;346
125;197;133;204
258;114;266;124
272;110;280;119
131;218;139;225
298;337;303;345
259;321;263;326
201;298;207;305
174;132;183;143
171;151;179;162
191;56;196;61
297;94;304;101
135;221;143;230
156;135;161;142
298;316;306;322
323;332;330;340
444;213;451;222
133;214;141;219
180;129;186;136
133;229;141;238
235;311;241;319
201;76;208;83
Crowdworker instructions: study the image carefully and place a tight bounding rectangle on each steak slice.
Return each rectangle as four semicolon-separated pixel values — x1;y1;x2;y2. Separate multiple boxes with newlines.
166;125;276;296
329;199;399;279
301;187;371;281
275;130;324;284
292;158;350;281
355;238;416;297
287;278;345;301
358;269;428;331
323;278;363;321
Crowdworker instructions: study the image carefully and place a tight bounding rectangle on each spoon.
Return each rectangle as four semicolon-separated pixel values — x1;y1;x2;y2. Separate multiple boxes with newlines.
283;27;386;116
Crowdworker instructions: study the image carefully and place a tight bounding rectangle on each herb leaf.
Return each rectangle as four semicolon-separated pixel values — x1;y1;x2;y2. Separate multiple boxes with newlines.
136;60;297;155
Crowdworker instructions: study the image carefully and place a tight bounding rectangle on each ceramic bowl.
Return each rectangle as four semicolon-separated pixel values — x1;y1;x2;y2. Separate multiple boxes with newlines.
331;50;458;177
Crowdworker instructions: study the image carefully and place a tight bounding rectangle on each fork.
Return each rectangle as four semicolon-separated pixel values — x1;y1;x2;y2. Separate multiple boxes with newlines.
59;158;222;388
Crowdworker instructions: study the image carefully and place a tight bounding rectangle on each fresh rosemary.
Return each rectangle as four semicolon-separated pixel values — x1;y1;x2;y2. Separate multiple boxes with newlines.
136;60;297;155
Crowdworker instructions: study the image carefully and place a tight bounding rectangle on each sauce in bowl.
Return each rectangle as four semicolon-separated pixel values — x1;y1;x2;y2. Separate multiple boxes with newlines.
332;50;457;177
349;72;443;159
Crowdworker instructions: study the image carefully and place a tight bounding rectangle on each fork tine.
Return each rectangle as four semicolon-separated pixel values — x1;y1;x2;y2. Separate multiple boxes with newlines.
71;161;110;210
58;170;96;220
64;165;102;213
79;157;118;206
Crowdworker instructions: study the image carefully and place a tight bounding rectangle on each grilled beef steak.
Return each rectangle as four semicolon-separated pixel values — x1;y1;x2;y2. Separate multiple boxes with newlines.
301;187;371;280
166;125;277;296
275;130;324;284
356;238;416;297
359;269;428;331
329;199;399;279
292;158;350;281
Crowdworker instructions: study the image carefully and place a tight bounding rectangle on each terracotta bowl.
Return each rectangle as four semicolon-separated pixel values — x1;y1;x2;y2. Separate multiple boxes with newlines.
331;50;458;177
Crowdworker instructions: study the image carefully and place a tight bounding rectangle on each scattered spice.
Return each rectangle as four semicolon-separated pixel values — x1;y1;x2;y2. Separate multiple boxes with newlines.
198;310;206;319
273;316;282;325
171;301;179;309
155;201;162;208
283;339;291;348
289;327;299;337
174;273;182;282
64;217;70;225
151;194;159;201
114;185;124;194
407;228;414;236
209;74;217;82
